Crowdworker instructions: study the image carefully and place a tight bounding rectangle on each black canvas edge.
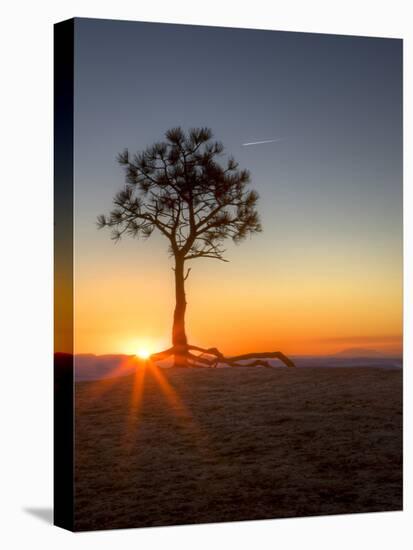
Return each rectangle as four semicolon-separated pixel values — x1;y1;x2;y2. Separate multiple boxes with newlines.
54;18;75;532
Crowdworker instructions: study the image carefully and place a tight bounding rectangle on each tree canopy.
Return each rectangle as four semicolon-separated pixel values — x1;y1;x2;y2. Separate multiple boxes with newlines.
97;127;262;262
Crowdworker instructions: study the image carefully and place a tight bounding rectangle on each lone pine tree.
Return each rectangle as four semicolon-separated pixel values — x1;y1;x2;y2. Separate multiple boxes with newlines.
98;127;294;368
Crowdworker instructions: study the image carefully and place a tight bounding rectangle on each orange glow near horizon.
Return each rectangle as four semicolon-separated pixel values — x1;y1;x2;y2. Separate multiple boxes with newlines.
72;255;402;357
69;211;403;358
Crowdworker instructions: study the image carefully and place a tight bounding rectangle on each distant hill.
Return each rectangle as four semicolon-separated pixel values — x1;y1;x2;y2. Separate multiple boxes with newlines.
333;348;387;358
55;350;402;383
74;354;140;381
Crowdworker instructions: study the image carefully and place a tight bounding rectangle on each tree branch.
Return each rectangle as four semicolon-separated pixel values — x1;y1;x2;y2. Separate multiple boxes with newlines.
185;253;229;262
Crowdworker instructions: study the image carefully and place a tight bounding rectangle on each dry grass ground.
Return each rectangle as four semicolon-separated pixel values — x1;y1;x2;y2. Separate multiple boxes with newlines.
74;366;402;531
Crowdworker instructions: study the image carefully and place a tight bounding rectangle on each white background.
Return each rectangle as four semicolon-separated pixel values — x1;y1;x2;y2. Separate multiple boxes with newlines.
0;1;411;548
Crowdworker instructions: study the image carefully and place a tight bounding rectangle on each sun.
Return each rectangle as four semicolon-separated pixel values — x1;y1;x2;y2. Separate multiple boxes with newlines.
136;348;151;360
123;337;166;360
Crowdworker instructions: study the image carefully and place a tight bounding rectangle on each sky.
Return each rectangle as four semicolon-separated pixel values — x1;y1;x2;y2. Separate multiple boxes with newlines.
70;18;402;356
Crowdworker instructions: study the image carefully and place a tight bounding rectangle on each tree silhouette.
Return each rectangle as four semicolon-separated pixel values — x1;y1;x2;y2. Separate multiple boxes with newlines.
97;127;295;368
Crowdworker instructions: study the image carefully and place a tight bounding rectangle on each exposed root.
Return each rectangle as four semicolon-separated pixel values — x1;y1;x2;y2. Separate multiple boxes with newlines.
150;345;295;368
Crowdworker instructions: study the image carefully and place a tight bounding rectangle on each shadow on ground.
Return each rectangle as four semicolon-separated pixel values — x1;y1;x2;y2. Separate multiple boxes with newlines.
24;507;53;524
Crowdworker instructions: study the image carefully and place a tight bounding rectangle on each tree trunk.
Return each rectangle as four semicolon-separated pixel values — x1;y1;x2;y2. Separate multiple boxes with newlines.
172;256;188;367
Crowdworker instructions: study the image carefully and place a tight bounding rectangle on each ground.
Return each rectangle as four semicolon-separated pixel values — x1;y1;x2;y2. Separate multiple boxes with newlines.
74;366;402;531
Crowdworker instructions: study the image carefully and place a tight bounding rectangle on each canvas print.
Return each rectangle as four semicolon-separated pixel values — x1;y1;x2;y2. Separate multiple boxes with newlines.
54;18;403;531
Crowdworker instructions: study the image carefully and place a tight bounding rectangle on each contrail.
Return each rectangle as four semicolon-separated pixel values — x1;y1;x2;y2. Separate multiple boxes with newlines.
242;138;282;147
